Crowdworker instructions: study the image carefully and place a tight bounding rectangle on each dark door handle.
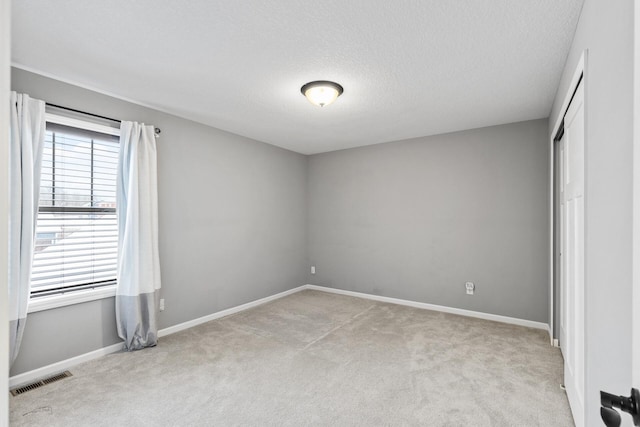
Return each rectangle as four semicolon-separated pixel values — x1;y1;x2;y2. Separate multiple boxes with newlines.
600;388;640;426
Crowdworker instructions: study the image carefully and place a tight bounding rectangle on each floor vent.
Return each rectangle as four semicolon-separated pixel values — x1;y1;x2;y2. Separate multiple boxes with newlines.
10;371;73;396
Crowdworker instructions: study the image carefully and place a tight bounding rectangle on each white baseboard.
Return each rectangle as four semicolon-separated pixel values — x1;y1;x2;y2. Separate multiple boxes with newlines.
10;286;307;389
10;283;548;389
157;286;305;337
303;284;549;330
9;342;124;388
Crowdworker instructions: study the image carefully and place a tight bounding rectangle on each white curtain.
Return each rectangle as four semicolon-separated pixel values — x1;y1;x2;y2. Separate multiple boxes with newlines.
8;92;46;365
116;121;162;350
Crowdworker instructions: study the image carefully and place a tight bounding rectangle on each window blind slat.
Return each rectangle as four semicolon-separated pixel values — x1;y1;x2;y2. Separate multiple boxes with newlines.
32;256;117;270
32;266;119;283
33;250;118;262
32;273;119;291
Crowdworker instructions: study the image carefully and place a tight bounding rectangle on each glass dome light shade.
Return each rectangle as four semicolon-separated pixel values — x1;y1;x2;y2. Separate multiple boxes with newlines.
301;81;344;107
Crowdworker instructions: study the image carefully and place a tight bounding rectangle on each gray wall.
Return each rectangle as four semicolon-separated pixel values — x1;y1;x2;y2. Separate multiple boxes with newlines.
548;0;634;425
307;119;550;323
10;68;308;376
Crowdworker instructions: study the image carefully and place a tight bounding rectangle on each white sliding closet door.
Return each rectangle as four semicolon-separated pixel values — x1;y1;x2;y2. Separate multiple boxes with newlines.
562;78;585;427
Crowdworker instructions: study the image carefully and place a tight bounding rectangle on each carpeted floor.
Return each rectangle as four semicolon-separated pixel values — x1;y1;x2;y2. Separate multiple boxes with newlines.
10;290;574;426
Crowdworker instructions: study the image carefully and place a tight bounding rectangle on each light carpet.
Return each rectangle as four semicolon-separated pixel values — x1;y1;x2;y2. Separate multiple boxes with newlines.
10;289;574;426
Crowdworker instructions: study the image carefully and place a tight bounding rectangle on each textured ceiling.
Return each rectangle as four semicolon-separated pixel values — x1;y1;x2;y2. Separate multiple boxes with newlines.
12;0;584;154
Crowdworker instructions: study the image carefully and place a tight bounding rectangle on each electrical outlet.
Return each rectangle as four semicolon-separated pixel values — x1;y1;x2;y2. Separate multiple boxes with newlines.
311;266;316;275
159;298;165;311
465;282;475;295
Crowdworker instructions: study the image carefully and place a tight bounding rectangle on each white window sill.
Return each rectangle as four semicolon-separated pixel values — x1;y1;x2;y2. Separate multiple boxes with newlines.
28;286;117;313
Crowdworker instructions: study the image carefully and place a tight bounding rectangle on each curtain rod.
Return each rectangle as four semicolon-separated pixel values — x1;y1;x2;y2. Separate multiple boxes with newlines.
46;102;161;136
46;102;120;123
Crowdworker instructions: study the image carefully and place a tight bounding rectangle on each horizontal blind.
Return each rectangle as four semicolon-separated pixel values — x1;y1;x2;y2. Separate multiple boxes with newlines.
31;123;119;297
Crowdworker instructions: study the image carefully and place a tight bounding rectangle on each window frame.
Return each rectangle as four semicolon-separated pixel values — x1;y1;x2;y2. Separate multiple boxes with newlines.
28;113;121;313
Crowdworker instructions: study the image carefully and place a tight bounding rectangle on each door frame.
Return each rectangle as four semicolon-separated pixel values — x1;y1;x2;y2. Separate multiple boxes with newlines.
633;0;640;388
549;50;586;345
553;135;566;350
0;0;10;424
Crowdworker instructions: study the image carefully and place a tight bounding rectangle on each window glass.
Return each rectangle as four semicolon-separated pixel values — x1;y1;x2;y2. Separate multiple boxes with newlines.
31;121;119;297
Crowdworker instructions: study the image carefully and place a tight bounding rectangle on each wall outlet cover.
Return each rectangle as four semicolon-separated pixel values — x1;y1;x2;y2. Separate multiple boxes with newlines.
465;282;475;295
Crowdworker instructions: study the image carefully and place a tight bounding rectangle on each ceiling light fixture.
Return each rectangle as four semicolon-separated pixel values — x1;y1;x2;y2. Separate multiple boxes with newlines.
301;80;344;107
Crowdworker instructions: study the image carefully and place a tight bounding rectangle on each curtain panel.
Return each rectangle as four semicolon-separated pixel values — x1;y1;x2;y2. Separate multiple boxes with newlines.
116;121;162;351
8;92;45;365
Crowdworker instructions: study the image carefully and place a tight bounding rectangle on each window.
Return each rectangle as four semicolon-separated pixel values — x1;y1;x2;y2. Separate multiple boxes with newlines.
30;115;120;303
